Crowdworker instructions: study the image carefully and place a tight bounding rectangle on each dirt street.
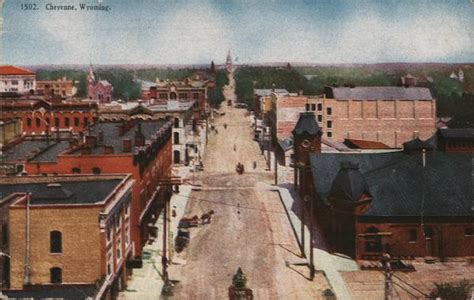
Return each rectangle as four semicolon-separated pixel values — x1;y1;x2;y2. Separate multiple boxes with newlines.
170;71;329;299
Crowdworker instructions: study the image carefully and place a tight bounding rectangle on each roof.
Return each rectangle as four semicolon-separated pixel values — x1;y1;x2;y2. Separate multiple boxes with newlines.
277;137;293;152
438;128;474;140
310;152;473;217
292;112;321;136
4;285;96;299
325;86;433;100
99;80;112;87
30;140;71;162
2;140;51;162
403;137;435;152
254;89;289;97
74;120;168;155
0;178;122;205
344;139;391;149
0;65;35;76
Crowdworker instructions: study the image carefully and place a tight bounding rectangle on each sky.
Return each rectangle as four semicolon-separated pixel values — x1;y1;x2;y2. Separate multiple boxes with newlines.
1;0;473;65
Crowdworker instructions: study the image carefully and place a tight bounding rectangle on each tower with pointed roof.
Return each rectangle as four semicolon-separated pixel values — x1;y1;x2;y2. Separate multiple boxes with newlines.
226;49;233;72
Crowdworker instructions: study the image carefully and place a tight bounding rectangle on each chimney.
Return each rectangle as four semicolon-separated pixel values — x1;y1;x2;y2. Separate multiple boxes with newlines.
85;135;97;148
97;131;104;144
103;145;114;154
123;139;132;153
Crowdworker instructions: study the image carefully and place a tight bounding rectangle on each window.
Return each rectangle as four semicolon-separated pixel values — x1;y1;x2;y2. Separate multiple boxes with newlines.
26;118;32;128
327;132;332;138
465;228;474;236
305;104;310;111
193;92;200;99
408;228;417;242
83;117;89;126
326;107;332;115
179;93;188;100
74;117;79;127
327;121;332;128
64;117;70;127
174;132;180;144
11;80;18;85
72;167;81;174
92;167;101;175
50;267;62;284
364;227;382;253
106;225;112;244
50;231;62;253
116;238;122;261
159;93;168;100
311;104;316;111
317;115;322;122
170;92;177;100
424;226;433;239
318;103;322;111
174;118;180;128
55;118;60;127
36;118;41;128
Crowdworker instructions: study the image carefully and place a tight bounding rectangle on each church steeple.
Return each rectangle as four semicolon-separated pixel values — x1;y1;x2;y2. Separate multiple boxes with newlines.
87;63;95;83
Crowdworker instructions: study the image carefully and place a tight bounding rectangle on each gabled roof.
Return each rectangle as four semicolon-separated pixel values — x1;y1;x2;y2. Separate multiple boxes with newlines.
403;137;435;152
328;162;371;203
325;86;433;100
0;65;35;76
292;112;321;136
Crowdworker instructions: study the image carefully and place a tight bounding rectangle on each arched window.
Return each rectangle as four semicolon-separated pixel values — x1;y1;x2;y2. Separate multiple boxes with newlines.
173;151;180;164
26;118;32;128
35;118;41;128
173;132;180;145
74;117;79;127
64;117;70;127
50;231;62;253
50;267;62;284
170;92;177;100
174;118;180;128
72;167;81;174
92;167;101;175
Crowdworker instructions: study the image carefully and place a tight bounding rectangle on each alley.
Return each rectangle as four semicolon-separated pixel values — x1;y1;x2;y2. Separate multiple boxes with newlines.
169;71;329;299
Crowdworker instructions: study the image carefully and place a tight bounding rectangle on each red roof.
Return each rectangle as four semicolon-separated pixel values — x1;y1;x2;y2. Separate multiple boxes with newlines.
344;139;391;149
0;65;35;76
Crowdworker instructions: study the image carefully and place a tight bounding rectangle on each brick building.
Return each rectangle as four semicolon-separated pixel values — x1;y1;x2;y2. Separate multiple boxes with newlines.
0;98;98;135
87;65;113;103
23;119;174;263
0;174;133;299
292;113;474;261
0;65;36;95
36;77;76;100
98;100;205;165
269;86;436;148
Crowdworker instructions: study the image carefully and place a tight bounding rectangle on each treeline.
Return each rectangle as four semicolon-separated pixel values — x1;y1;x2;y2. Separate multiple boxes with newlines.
234;66;474;128
208;70;229;108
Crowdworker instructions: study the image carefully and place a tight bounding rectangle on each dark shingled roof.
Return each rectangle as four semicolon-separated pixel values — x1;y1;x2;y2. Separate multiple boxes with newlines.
0;179;122;204
328;162;371;203
4;285;96;300
403;137;434;152
310;152;473;217
292;112;321;136
30;140;71;162
326;86;433;100
2;140;50;162
438;128;474;140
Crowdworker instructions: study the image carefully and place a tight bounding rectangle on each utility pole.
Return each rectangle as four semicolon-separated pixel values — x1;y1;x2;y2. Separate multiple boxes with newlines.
309;193;315;280
161;200;172;296
23;193;31;286
300;198;305;258
383;253;393;300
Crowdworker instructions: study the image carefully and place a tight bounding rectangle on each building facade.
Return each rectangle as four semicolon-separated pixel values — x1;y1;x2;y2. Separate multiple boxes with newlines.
36;77;76;99
0;98;98;135
87;65;113;103
0;65;36;95
0;175;133;299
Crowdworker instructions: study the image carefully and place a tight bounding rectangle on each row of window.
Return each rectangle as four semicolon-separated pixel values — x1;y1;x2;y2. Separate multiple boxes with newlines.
158;92;200;100
305;103;332;115
26;117;90;128
72;167;101;174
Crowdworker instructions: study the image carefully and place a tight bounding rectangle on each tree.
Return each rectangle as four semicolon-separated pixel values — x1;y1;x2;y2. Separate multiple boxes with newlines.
430;280;472;300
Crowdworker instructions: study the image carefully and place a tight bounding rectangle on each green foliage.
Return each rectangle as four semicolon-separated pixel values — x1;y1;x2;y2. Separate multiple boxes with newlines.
134;68;193;82
430;280;472;300
92;69;140;100
208;70;228;108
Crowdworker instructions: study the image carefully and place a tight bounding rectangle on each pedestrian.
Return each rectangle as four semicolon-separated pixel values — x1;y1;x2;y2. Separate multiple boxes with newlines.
172;206;177;218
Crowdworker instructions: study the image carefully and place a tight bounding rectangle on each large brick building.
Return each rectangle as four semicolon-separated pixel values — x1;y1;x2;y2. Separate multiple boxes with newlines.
23;119;174;263
0;98;98;135
0;65;36;95
269;86;436;148
0;174;133;299
293;113;474;261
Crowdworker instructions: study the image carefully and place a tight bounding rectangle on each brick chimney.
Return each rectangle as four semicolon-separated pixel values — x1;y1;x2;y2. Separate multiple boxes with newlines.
134;123;146;147
97;131;104;144
103;145;114;154
123;139;132;153
85;135;97;148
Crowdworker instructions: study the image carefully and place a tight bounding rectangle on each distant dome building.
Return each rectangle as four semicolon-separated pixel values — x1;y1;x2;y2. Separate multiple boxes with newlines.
226;49;233;73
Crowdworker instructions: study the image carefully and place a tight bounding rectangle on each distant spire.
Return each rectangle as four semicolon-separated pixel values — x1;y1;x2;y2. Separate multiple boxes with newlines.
88;62;95;82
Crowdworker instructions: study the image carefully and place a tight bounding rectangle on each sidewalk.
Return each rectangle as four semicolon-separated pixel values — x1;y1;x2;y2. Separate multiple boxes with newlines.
273;185;358;300
118;185;193;300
